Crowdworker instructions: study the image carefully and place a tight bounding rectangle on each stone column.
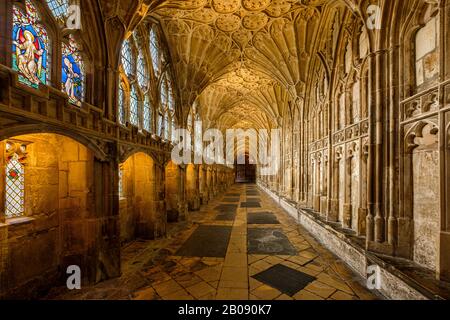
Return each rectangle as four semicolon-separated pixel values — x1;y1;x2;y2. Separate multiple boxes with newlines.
328;146;342;222
313;153;321;212
84;156;121;284
343;143;355;229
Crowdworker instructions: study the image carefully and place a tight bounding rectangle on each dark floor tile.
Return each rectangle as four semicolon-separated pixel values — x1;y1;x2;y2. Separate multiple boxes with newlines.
253;264;316;296
175;225;232;258
248;228;297;255
247;212;280;225
241;202;261;208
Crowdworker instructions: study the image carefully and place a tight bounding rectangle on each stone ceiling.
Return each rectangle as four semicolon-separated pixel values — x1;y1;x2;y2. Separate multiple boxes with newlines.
150;0;336;130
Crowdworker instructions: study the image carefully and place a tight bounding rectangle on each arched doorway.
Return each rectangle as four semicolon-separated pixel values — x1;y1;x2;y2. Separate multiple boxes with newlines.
235;154;256;183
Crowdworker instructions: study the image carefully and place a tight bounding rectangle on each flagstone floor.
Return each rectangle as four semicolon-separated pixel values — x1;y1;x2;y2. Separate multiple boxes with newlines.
47;184;381;300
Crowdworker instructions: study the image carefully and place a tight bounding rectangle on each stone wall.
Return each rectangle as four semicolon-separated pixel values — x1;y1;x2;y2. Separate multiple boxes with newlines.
0;134;96;298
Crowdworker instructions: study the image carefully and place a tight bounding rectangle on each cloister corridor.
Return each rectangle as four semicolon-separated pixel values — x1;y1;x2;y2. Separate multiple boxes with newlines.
45;184;379;301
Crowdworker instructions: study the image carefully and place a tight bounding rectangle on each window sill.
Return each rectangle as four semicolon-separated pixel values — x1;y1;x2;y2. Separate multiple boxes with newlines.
6;216;35;226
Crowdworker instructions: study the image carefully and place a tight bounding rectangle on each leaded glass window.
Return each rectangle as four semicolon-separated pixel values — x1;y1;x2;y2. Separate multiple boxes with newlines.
46;0;69;24
137;52;148;90
62;35;84;106
5;150;25;217
121;39;133;76
150;27;160;75
130;86;139;127
12;0;51;89
143;95;152;133
118;84;125;125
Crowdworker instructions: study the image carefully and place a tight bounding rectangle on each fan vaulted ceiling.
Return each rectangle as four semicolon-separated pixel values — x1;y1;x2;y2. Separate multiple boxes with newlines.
149;0;346;130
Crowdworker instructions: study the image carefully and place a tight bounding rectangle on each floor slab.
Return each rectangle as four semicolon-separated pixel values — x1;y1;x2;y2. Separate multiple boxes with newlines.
176;225;232;258
248;228;298;255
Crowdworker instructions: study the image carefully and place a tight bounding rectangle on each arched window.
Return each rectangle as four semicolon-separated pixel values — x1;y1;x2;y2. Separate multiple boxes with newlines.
62;35;84;106
130;86;139;127
12;0;51;89
150;26;161;76
5;142;26;217
121;39;133;77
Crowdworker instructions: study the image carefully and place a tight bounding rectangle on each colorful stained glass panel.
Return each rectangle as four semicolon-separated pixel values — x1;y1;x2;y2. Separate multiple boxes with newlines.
12;1;50;89
62;36;84;106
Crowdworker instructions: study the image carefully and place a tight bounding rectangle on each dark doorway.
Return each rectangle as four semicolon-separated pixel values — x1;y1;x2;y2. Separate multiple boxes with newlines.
235;154;256;183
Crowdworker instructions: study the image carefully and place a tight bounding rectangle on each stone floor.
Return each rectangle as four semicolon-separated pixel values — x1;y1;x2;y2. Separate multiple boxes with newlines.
47;184;381;300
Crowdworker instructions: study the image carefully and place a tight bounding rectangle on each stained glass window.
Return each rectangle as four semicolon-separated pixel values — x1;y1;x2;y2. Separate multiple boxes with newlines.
137;52;148;90
121;39;133;76
5;151;25;217
143;95;152;133
130;86;139;127
12;0;50;89
46;0;69;24
118;84;125;125
150;27;160;75
62;35;84;106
